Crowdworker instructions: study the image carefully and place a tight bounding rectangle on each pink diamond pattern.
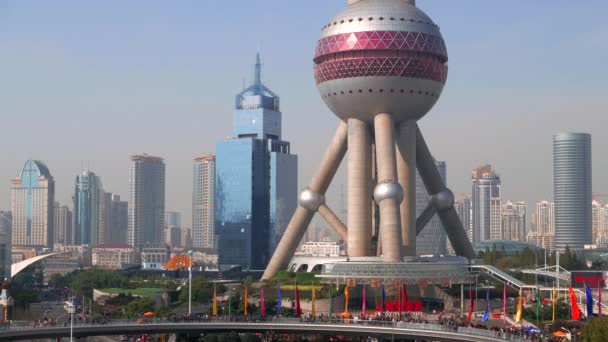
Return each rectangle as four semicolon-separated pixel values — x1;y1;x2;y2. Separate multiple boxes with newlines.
314;55;447;84
314;31;448;62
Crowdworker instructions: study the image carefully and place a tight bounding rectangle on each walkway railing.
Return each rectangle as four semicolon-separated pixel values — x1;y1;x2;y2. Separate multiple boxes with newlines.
0;317;528;342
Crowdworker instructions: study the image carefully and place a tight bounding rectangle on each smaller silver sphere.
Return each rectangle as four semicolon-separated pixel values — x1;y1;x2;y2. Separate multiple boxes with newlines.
299;188;325;211
430;189;454;211
374;181;404;204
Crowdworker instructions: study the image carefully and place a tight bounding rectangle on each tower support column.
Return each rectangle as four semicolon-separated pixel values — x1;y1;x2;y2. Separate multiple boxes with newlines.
396;121;417;256
262;122;348;280
373;113;403;262
347;118;373;257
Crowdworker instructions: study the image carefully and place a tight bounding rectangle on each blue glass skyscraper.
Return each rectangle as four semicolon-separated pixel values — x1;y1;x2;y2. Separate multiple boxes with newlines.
215;54;298;270
73;171;104;246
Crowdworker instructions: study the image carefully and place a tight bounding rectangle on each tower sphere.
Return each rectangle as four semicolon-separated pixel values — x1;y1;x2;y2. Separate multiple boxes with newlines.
314;0;448;124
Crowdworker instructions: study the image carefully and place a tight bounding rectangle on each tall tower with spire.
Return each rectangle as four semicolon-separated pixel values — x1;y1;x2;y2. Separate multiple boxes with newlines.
215;55;298;270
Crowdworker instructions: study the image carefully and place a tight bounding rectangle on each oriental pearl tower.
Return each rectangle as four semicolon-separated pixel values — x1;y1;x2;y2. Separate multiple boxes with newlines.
262;0;474;280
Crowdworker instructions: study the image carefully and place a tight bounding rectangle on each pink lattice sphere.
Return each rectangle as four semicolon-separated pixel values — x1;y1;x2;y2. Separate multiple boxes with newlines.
315;0;448;123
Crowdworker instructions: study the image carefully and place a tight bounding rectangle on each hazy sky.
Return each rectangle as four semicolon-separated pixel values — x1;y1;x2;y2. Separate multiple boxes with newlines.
1;0;607;226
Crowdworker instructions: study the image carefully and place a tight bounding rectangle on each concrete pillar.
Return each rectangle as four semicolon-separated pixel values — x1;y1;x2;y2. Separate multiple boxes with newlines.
318;204;348;241
262;122;348;280
396;121;417;256
373;113;403;262
347;118;373;257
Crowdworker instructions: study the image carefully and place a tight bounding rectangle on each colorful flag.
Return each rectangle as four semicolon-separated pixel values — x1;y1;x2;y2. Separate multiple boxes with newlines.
361;286;367;317
381;286;386;314
599;285;602;316
536;288;541;324
312;283;316;317
568;285;581;321
403;284;408;312
515;288;523;323
277;282;282;316
552;287;557;322
228;288;232;316
244;286;248;316
295;285;302;317
467;286;474;323
261;287;266;317
344;285;350;315
482;288;490;322
585;282;593;319
212;286;218;316
502;285;507;324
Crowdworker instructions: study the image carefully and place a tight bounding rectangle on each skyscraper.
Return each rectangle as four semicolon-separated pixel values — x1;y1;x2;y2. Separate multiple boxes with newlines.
472;165;501;245
0;212;11;280
105;194;128;245
536;201;555;235
416;161;447;255
73;171;105;246
554;133;592;251
215;54;298;270
455;195;472;242
591;200;606;244
54;203;73;245
128;155;166;249
11;160;55;248
192;155;216;249
501;201;526;242
528;200;555;251
165;212;182;229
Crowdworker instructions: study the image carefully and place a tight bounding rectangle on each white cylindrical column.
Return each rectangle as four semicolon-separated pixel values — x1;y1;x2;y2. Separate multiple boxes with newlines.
396;121;417;256
348;118;373;257
373;113;403;262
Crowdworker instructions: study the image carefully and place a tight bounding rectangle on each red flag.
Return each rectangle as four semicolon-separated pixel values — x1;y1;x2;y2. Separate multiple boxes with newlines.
403;284;408;312
362;287;367;317
568;285;581;321
261;288;266;317
503;285;507;323
295;285;302;317
467;286;474;323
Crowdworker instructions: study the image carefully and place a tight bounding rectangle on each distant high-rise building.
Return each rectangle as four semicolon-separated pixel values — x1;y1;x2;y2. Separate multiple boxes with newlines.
192;155;216;249
416;161;447;255
165;212;182;229
528;200;555;252
54;203;73;245
454;195;472;242
472;165;501;244
128;155;166;249
554;133;592;251
592;200;606;244
73;171;105;246
0;212;12;279
105;194;128;245
11;160;55;248
501;201;526;242
215;54;298;270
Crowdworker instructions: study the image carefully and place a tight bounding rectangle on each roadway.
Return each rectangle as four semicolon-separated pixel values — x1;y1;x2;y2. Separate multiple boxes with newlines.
0;320;525;342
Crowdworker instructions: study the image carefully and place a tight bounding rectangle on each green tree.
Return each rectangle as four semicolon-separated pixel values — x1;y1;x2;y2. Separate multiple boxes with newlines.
582;316;608;341
125;298;155;316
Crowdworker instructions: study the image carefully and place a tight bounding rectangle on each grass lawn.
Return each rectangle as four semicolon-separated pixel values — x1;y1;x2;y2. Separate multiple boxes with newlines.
99;288;164;296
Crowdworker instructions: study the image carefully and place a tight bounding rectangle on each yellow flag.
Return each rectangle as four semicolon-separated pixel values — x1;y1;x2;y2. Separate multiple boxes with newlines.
212;286;218;316
552;287;557;322
312;284;316;317
515;288;523;323
244;286;248;316
344;285;350;315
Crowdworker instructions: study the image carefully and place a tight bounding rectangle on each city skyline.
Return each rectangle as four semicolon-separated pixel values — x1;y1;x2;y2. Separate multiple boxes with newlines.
1;0;607;227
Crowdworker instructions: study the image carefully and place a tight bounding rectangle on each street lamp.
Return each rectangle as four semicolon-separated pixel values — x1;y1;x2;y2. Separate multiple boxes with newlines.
188;250;193;316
